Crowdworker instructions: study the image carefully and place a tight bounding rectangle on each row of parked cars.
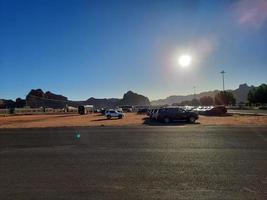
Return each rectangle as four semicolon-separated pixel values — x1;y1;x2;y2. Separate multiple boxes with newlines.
146;105;227;123
192;105;227;115
102;105;227;121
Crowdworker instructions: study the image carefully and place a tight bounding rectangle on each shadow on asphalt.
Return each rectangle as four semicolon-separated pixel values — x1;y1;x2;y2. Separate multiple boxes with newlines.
142;117;200;126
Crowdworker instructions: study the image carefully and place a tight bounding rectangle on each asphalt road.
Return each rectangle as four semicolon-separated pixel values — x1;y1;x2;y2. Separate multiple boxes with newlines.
0;126;267;200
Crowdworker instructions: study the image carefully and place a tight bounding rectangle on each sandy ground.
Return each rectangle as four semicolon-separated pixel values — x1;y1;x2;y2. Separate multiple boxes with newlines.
0;113;267;129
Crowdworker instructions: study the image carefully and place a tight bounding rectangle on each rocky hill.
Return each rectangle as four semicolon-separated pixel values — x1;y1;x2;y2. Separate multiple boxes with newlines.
26;89;69;108
119;91;150;106
0;98;27;109
83;97;120;109
151;83;254;105
0;99;15;109
0;89;150;109
0;84;255;108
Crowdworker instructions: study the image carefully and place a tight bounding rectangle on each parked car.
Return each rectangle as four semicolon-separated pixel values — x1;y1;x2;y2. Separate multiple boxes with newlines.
193;105;227;115
183;106;195;111
193;106;212;114
157;107;198;123
202;105;227;115
120;106;133;112
105;110;124;119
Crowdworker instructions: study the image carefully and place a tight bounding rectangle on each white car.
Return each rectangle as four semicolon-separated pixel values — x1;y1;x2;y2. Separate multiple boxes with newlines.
105;110;124;119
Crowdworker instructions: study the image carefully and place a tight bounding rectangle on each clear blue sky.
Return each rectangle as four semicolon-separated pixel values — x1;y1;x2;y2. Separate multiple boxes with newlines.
1;0;267;100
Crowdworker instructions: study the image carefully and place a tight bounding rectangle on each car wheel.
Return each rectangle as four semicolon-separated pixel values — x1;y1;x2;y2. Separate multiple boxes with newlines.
107;115;111;119
189;116;196;123
118;115;122;119
163;117;170;123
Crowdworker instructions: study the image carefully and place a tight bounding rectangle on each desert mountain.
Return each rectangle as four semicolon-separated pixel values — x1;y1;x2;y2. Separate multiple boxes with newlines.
0;84;256;108
0;98;26;109
23;89;150;108
119;91;150;106
151;83;254;105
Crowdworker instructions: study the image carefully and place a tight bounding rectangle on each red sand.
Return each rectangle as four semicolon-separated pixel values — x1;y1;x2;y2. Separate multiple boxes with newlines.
0;113;266;129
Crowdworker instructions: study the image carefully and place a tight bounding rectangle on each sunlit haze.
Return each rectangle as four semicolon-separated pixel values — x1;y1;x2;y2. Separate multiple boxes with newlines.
178;54;192;67
1;0;267;100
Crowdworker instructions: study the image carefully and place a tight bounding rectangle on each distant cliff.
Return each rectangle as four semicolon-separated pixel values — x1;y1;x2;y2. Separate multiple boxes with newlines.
26;89;69;108
151;83;255;105
84;97;120;109
119;91;150;106
0;98;26;109
22;89;150;108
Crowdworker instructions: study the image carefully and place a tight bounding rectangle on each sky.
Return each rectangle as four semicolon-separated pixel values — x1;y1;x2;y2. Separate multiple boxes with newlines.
1;0;267;101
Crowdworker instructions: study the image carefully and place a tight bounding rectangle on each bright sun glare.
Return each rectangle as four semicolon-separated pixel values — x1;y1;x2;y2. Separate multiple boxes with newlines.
178;54;192;67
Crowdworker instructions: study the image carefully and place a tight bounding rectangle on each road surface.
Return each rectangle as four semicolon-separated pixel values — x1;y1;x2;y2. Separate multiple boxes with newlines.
0;126;267;199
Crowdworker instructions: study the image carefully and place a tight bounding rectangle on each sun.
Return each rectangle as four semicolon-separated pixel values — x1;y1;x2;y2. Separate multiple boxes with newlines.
178;54;192;67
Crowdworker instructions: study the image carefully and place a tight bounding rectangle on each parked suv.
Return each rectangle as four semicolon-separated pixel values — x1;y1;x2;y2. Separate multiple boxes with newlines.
157;107;198;123
105;110;124;119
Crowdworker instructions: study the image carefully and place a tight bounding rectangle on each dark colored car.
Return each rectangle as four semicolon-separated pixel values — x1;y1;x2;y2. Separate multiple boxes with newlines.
203;105;227;115
157;107;198;123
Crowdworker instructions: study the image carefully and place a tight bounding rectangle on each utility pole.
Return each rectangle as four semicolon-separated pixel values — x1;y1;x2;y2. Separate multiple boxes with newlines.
220;71;226;91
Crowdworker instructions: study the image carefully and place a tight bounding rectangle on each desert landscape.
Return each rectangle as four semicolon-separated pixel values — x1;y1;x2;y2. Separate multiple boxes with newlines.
0;113;267;129
1;1;267;199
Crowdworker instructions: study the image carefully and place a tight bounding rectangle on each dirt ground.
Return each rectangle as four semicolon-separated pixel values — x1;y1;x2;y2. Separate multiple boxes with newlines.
0;113;267;129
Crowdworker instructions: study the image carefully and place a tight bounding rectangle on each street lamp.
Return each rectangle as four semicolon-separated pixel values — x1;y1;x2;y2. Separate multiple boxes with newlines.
220;70;226;91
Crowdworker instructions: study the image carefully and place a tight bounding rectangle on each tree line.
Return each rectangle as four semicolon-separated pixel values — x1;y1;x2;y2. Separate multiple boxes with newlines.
172;91;236;106
247;84;267;105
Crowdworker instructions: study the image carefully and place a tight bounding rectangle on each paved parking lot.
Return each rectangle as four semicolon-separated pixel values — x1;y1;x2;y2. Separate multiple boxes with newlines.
0;126;266;199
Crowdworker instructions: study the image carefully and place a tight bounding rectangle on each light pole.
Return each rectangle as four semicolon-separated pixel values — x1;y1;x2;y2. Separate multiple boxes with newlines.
220;70;226;91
